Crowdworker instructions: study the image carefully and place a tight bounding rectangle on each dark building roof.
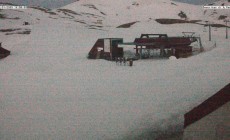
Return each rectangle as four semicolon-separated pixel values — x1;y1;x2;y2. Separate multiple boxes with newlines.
184;83;230;128
0;42;10;59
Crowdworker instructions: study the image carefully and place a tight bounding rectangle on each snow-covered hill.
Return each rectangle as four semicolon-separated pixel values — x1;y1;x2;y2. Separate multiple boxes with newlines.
1;0;229;31
58;0;229;28
203;0;230;23
0;0;229;140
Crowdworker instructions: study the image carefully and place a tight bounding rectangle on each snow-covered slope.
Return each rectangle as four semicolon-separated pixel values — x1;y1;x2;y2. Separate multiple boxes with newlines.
59;0;229;28
58;0;200;29
0;0;229;140
203;0;230;23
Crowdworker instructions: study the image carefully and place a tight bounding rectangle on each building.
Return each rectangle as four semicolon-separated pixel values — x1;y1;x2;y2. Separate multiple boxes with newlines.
183;83;230;140
88;38;123;60
0;42;10;59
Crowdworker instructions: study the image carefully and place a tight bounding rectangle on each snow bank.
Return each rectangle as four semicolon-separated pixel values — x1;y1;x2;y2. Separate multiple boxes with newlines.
169;56;177;60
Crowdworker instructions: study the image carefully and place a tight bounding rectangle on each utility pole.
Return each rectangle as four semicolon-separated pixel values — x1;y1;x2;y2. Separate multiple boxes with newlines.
205;21;212;41
208;22;211;41
225;20;229;39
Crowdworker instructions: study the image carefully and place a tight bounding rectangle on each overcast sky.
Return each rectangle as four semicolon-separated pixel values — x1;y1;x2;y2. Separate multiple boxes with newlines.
0;0;78;9
0;0;218;9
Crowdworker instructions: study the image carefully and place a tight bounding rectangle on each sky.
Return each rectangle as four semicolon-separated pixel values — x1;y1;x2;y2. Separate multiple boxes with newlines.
0;0;79;9
0;0;219;9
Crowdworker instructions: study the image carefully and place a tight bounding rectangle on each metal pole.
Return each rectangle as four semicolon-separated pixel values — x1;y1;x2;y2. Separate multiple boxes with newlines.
140;46;142;59
225;20;229;39
209;22;211;41
136;45;138;55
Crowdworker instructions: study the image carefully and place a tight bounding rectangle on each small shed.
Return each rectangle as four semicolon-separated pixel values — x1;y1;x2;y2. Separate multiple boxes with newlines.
0;42;10;59
88;38;123;60
183;83;230;140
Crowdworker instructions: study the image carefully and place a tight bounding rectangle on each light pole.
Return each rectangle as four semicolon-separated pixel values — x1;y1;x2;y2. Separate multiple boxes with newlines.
224;20;229;39
206;21;212;41
205;21;212;41
207;21;212;41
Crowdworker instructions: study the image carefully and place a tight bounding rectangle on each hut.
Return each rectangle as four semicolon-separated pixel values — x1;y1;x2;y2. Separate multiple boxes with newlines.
0;42;10;59
88;38;123;60
183;83;230;140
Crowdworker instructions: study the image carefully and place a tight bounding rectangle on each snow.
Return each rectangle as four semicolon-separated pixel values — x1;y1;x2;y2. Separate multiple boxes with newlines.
169;56;177;60
0;0;230;139
62;0;203;26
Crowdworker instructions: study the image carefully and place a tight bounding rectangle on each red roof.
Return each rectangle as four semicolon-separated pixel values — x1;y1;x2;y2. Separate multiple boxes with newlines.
184;83;230;128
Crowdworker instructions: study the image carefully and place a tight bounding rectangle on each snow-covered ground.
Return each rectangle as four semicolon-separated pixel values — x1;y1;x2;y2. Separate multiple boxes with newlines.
0;0;229;139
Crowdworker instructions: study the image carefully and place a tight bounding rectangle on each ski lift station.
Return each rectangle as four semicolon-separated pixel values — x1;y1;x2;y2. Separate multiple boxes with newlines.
88;38;124;60
88;33;203;60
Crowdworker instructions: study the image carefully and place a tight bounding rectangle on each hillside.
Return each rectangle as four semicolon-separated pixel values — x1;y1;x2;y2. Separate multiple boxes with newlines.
59;0;229;28
0;0;229;140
